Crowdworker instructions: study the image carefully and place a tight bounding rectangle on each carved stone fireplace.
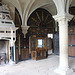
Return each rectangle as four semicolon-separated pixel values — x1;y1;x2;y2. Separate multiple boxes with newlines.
0;2;17;64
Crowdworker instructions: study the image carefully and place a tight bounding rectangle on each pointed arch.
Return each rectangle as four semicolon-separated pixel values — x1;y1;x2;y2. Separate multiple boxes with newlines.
5;0;22;22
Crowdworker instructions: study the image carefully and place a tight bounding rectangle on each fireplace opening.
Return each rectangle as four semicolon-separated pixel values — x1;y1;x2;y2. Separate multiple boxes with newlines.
0;40;9;64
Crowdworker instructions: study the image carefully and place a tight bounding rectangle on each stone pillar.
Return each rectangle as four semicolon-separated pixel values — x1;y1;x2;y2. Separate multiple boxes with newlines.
53;14;73;74
14;43;16;61
9;28;15;64
9;41;15;64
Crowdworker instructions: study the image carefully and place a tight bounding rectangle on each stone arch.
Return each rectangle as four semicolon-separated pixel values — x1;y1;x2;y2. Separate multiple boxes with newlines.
24;0;57;27
15;8;22;26
27;8;55;30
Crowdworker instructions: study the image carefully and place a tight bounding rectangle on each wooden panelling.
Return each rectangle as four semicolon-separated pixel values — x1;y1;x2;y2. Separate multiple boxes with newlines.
46;38;52;50
68;27;75;56
16;48;29;62
31;50;46;60
69;47;75;56
16;49;19;62
31;37;47;60
68;28;75;34
68;35;75;45
21;48;29;60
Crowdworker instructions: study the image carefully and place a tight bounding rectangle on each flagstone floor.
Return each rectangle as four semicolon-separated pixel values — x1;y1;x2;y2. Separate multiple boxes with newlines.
0;54;75;75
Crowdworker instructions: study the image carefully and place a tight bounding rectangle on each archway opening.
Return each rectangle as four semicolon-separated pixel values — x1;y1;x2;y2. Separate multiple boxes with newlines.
27;8;55;60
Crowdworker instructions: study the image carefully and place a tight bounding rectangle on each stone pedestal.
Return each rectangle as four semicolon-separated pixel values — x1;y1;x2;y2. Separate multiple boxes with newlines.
54;67;73;75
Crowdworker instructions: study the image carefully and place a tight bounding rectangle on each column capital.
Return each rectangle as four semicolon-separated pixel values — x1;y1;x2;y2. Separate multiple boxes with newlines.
21;26;30;38
53;14;73;22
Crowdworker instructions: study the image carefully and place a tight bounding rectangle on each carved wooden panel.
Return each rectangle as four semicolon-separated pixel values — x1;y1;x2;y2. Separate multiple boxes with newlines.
21;48;29;60
31;37;35;51
31;50;46;60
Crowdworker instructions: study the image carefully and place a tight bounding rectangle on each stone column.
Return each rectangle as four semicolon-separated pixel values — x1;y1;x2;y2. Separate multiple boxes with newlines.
14;43;16;62
9;41;15;64
9;28;15;64
53;14;73;74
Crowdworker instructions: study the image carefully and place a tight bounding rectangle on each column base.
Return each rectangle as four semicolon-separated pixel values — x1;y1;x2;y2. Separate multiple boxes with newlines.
54;67;73;75
9;60;15;65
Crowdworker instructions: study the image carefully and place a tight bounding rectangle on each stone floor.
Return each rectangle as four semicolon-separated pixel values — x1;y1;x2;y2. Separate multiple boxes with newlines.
0;54;75;75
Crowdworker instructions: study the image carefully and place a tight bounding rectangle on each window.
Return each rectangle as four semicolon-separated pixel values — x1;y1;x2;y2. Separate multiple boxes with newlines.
36;37;45;50
37;39;43;48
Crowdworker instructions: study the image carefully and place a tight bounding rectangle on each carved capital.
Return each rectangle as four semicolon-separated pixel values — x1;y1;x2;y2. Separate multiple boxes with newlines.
21;26;29;38
53;14;73;21
53;14;73;26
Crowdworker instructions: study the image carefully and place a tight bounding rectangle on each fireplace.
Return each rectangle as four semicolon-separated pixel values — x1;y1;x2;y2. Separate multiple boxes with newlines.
0;2;18;64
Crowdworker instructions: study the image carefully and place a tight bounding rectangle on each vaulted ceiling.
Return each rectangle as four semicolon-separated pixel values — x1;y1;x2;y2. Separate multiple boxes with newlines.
2;0;75;26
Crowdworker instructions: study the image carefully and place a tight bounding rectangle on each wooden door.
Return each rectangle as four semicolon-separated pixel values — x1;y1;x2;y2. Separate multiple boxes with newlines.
21;48;29;60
